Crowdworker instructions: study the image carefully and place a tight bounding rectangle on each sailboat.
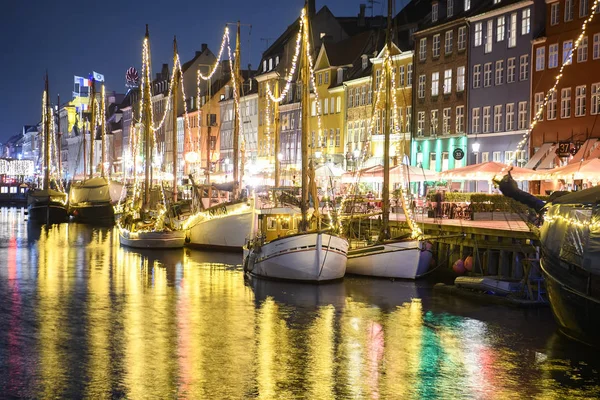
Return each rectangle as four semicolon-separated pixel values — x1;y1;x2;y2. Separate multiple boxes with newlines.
27;73;69;224
68;80;115;224
345;0;432;279
118;27;185;249
184;22;254;251
243;5;348;282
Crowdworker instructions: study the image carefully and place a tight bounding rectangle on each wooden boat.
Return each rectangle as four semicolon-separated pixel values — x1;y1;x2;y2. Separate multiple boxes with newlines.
454;276;523;295
27;74;68;224
345;0;431;279
118;28;184;249
69;177;114;223
0;182;29;206
243;7;348;282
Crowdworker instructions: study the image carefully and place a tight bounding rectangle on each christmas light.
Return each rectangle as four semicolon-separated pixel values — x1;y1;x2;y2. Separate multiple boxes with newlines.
198;27;230;81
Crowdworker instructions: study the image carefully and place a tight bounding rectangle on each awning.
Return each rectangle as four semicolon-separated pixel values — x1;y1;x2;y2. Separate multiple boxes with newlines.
524;143;554;169
537;145;560;170
569;139;597;164
585;143;600;160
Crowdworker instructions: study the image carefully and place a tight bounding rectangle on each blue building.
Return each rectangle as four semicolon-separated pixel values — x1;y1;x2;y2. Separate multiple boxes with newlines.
466;0;545;177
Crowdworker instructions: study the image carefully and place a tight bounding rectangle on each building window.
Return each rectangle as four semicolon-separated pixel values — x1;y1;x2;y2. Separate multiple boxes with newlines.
336;97;341;113
362;55;368;70
473;64;481;88
483;106;491;133
494;105;503;132
563;40;574;64
444;69;452;94
407;63;413;86
445;30;453;54
419;38;427;60
376;69;382;89
534;92;544;121
335;128;341;147
464;0;471;10
561;87;572;118
318;73;322;85
485;20;493;53
551;3;560;25
595;34;600;59
431;110;439;135
433;34;441;57
432;2;439;22
565;0;574;21
474;23;482;46
405;106;412;132
495;60;504;85
324;72;329;84
518;101;528;129
432;72;440;96
442;152;449;171
508;13;517;48
472;107;480;133
443;108;451;134
418;75;426;98
324;98;329;114
549;43;559;68
458;26;466;50
493;151;502;162
361;87;366;105
507;58;516;83
348;90;354;108
548;90;557;120
578;36;588;62
591;83;600;115
519;55;529;81
536;47;545;71
456;106;464;133
483;63;492;87
482;152;489;162
576;85;587;116
457;66;465;91
399;65;405;86
522;9;531;35
506;103;515;131
429;152;437;168
418;111;425;135
581;0;589;17
447;0;454;16
497;17;505;42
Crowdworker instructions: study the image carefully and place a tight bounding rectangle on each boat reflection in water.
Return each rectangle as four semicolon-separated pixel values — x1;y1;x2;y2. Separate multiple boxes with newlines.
2;214;600;398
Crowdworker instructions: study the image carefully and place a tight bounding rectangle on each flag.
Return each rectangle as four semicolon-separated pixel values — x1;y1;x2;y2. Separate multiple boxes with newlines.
93;71;105;82
74;76;90;87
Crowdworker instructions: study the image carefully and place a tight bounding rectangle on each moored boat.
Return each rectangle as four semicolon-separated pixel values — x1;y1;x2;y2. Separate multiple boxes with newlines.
69;177;114;224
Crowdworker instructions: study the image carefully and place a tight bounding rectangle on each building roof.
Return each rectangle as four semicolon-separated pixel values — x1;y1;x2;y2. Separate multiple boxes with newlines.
330;29;386;88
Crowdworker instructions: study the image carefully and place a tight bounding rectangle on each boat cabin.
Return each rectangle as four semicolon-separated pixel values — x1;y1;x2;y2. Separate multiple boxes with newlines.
256;208;304;242
0;183;29;206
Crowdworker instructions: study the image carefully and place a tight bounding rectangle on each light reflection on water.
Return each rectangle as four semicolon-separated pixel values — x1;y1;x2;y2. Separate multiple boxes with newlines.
0;207;599;399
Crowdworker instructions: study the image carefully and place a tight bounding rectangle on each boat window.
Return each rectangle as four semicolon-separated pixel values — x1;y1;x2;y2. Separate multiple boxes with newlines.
21;188;26;193
281;218;290;230
267;217;277;230
561;208;592;267
9;187;17;193
0;187;7;193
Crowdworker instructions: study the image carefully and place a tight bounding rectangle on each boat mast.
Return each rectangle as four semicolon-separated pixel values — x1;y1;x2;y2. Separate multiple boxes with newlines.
57;94;62;182
206;75;212;187
274;79;280;188
173;36;179;202
89;78;96;179
101;84;106;178
144;24;152;209
44;72;50;191
300;3;309;232
233;21;241;199
379;0;393;241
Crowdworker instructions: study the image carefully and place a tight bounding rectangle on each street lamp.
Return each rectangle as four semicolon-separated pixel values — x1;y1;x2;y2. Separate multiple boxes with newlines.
315;151;322;159
472;135;480;153
277;152;283;161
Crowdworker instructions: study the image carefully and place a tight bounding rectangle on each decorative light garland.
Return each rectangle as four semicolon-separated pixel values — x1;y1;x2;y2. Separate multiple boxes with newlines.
544;210;600;229
198;26;230;81
502;0;600;173
265;10;304;103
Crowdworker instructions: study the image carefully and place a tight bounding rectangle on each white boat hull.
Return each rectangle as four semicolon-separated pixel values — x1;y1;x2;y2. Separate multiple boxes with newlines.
346;239;433;279
186;203;253;251
244;232;348;282
119;229;186;249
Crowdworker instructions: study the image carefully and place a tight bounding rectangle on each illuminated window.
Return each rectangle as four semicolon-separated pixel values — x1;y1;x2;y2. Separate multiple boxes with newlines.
433;34;441;57
474;23;482;47
497;17;505;42
518;101;528;129
445;30;453;54
522;9;531;35
432;72;440;96
458;27;466;50
536;47;545;71
576;85;586;117
561;87;572;118
547;90;557;120
592;83;600;115
578;36;588;62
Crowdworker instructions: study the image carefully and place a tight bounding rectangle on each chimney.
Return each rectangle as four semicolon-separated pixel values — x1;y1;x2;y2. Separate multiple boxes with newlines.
201;43;208;52
308;0;316;17
358;4;366;27
161;63;169;80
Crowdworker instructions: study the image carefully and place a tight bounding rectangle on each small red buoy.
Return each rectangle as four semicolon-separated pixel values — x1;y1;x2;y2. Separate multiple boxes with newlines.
453;259;465;274
464;255;474;271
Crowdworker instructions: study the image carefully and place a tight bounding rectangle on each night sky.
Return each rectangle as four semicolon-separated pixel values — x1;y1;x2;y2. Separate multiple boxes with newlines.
0;1;408;143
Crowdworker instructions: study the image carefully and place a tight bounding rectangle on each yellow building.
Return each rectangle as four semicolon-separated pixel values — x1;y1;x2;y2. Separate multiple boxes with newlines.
368;42;413;167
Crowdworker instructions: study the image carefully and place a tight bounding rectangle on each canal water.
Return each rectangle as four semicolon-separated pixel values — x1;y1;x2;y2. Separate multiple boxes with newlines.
0;208;599;399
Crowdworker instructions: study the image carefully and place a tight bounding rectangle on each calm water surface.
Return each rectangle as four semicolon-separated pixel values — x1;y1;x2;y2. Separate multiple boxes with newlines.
0;207;599;399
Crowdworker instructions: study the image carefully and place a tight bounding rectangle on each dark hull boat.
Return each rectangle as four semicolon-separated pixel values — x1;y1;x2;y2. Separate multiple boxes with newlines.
69;178;114;224
498;172;600;347
27;189;68;224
